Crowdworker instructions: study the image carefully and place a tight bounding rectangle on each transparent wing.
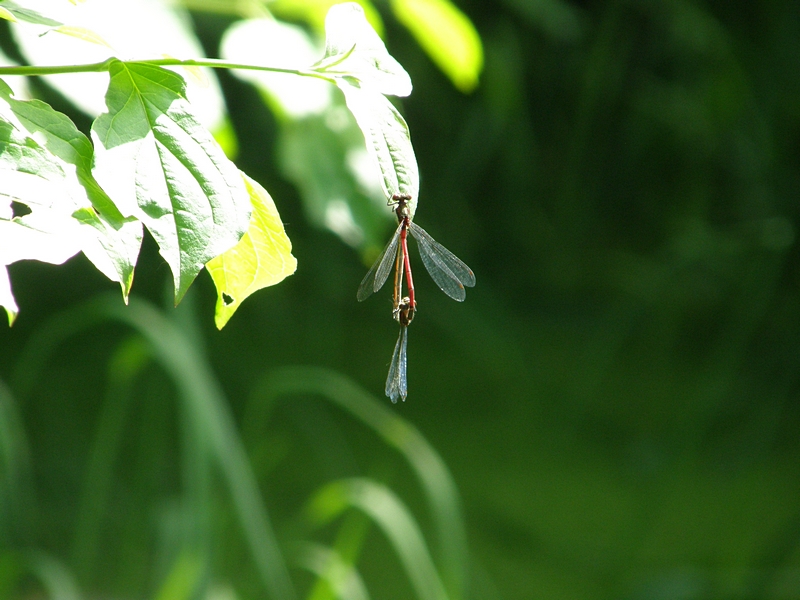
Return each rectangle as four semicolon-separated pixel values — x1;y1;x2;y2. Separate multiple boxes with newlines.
385;326;408;403
409;222;476;302
357;223;402;301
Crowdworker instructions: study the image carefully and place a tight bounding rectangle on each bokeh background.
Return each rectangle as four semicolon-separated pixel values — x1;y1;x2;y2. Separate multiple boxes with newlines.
2;1;800;599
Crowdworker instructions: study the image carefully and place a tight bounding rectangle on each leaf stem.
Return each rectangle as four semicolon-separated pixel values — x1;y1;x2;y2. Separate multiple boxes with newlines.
0;57;337;83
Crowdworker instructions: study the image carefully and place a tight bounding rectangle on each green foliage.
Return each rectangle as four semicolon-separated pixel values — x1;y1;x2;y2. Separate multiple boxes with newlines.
7;1;797;600
0;0;471;325
0;1;488;597
91;59;252;304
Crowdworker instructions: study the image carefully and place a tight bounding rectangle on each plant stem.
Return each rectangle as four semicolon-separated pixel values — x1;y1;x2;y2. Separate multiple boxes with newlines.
0;57;337;83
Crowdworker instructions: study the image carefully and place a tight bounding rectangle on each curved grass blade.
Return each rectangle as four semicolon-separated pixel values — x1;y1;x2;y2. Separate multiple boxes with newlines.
71;337;149;579
0;379;34;538
309;478;449;600
23;551;81;600
385;325;408;403
409;222;475;301
357;222;401;301
12;295;295;600
294;542;371;600
250;368;468;600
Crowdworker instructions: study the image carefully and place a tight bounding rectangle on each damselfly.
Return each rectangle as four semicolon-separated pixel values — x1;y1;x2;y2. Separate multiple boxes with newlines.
359;194;475;402
357;195;476;307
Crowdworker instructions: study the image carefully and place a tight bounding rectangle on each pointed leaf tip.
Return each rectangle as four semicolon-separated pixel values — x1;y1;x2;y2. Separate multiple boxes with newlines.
317;2;412;97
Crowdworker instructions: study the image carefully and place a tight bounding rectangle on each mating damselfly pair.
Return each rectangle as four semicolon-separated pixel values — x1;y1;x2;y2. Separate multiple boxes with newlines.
358;194;475;402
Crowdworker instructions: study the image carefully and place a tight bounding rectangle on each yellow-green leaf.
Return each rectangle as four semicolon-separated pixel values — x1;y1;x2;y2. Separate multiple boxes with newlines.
391;0;483;92
207;173;297;329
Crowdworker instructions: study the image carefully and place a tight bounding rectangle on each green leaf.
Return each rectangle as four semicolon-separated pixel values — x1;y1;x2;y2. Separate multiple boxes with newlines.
71;207;142;300
0;78;142;301
0;106;87;319
206;174;297;330
312;4;419;214
0;1;60;26
391;0;483;92
336;81;419;216
315;2;412;97
91;60;251;304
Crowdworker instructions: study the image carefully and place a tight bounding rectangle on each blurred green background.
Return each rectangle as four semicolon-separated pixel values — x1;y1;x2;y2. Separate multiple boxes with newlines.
3;0;800;599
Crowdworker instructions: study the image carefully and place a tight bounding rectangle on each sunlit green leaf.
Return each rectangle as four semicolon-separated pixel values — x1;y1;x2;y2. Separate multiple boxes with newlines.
71;207;142;301
0;78;142;300
207;173;297;330
0;100;87;314
336;81;419;215
312;3;419;215
391;0;483;92
271;0;384;38
92;60;251;304
315;2;412;97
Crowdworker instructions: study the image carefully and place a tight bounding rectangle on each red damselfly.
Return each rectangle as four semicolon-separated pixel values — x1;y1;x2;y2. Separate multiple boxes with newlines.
357;195;476;307
358;194;475;402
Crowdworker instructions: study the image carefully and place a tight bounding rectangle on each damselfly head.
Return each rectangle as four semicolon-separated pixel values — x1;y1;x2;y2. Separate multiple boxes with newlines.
391;193;413;221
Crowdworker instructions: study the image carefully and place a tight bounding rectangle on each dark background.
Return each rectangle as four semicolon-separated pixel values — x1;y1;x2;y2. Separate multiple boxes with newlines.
3;1;800;599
